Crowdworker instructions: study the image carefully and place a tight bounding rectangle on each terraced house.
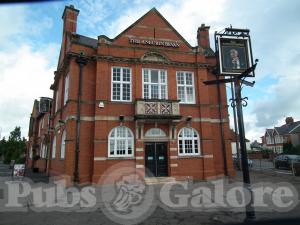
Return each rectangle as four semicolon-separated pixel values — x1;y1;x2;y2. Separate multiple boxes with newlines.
26;5;234;184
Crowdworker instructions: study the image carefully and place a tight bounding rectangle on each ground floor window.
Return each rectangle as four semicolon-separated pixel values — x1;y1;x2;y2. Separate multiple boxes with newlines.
178;127;200;156
108;126;134;157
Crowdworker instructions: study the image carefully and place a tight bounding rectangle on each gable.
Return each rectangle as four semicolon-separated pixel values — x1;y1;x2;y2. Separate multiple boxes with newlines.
112;8;192;51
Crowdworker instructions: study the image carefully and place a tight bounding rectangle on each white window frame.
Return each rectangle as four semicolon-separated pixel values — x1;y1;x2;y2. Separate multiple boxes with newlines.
108;126;134;158
176;71;195;104
111;67;132;102
52;135;56;159
60;130;66;159
64;73;69;105
142;68;168;99
178;127;200;156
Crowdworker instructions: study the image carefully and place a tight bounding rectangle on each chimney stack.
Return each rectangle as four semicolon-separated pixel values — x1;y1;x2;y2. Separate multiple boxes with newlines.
62;5;79;34
197;23;210;48
285;117;294;125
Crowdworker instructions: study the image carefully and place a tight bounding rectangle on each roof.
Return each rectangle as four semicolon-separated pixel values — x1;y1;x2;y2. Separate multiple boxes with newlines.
72;34;98;48
265;129;274;136
250;140;262;148
274;121;300;135
289;123;300;134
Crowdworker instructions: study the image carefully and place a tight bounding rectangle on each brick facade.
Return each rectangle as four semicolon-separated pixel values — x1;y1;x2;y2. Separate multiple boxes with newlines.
27;5;235;184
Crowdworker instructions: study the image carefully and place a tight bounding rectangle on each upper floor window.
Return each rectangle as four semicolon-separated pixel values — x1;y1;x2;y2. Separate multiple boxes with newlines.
111;67;132;102
60;130;66;159
178;127;200;156
108;126;134;157
176;71;195;104
64;74;69;105
143;69;167;99
52;135;56;159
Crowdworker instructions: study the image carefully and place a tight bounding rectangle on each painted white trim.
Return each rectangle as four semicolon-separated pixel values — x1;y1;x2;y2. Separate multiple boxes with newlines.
170;147;177;151
94;157;107;161
176;71;195;104
111;66;132;102
170;163;178;167
136;165;144;169
170;156;178;159
136;156;144;160
108;126;134;158
136;148;144;152
177;127;201;156
289;123;300;134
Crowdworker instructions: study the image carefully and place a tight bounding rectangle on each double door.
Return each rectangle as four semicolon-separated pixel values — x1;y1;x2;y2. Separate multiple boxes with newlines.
145;142;168;177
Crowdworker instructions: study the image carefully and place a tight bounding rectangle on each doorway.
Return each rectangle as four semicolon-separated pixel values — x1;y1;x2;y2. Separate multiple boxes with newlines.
145;142;168;177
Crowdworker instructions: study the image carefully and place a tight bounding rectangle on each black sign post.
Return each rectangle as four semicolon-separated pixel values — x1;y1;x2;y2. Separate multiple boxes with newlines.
204;27;257;221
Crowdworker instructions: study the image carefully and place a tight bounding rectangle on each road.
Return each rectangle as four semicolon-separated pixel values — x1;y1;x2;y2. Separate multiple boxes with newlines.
0;160;299;225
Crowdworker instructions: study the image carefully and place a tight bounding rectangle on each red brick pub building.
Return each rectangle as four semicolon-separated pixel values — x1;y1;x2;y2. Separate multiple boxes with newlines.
27;5;234;184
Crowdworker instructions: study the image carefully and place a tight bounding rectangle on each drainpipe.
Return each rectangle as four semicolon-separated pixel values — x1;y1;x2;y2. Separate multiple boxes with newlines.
74;54;88;183
216;76;228;176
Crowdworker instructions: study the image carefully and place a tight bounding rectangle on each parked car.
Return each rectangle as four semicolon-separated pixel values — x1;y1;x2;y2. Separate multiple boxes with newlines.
292;156;300;176
274;154;299;169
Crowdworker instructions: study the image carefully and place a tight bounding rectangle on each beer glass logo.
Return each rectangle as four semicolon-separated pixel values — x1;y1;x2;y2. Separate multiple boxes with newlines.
98;162;156;225
112;174;145;213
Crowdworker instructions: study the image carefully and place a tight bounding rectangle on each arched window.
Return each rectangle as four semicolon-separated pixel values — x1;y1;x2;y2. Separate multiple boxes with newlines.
145;128;166;137
108;126;134;157
52;135;56;159
60;130;66;159
178;127;200;156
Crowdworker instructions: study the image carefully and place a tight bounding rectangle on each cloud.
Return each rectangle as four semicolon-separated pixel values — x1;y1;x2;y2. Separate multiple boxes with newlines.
0;44;58;139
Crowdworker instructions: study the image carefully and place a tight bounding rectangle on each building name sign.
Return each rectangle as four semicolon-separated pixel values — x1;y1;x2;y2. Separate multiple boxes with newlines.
129;38;180;48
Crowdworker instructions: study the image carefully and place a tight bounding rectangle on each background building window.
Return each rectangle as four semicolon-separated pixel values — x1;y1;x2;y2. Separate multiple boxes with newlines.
60;130;66;159
176;71;195;104
111;67;131;101
52;135;56;159
63;74;69;105
108;126;134;157
143;69;167;99
178;127;200;156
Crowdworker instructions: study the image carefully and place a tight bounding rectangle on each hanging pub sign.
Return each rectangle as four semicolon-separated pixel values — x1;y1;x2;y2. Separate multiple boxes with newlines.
217;35;253;76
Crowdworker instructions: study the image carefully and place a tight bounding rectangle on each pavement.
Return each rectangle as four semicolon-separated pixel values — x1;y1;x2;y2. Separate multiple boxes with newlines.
0;160;300;225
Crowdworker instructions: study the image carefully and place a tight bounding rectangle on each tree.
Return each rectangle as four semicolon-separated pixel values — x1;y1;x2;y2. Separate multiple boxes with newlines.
0;127;26;164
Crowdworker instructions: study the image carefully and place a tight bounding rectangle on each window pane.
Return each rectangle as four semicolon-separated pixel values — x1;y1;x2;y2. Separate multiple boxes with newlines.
110;140;115;155
151;70;159;83
122;83;130;100
186;87;194;103
144;85;149;99
161;85;166;99
144;70;149;82
122;68;130;82
160;71;166;83
151;85;159;99
113;68;121;81
186;73;193;85
112;83;121;100
177;72;184;84
179;140;183;154
178;86;185;101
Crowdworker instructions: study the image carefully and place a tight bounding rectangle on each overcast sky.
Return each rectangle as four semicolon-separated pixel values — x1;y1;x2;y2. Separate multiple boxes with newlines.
0;0;299;141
